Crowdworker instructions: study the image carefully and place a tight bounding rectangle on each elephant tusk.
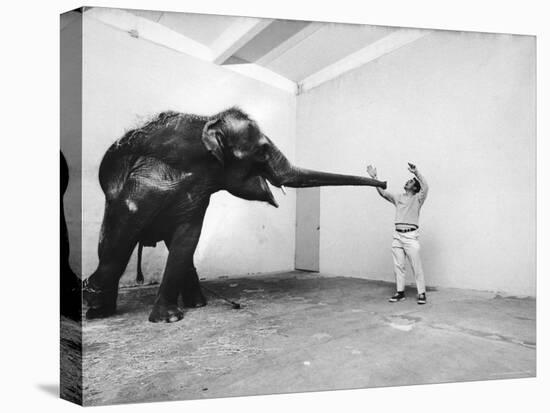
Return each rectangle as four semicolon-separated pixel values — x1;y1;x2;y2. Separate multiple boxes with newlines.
280;185;287;195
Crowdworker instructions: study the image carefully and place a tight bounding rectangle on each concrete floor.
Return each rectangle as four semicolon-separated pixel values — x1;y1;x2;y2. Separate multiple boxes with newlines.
78;271;535;406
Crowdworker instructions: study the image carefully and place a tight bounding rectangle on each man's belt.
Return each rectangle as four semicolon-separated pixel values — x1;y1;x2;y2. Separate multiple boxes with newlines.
396;227;418;233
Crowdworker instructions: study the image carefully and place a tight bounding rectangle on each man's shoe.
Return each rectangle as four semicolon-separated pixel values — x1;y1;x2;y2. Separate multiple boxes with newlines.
389;292;406;302
417;293;427;305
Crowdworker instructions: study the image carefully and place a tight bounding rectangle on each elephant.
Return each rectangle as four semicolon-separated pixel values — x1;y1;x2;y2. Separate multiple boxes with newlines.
83;107;386;323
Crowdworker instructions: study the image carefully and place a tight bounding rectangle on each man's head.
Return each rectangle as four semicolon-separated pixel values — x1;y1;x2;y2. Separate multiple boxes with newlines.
404;177;421;194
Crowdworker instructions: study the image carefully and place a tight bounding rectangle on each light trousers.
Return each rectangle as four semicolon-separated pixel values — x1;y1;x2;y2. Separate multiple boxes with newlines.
391;230;426;294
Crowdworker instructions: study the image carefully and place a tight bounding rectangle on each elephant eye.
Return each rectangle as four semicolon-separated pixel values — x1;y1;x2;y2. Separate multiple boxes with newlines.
258;142;270;159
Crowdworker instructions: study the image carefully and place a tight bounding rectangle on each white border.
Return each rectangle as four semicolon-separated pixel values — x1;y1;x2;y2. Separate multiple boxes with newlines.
1;1;547;413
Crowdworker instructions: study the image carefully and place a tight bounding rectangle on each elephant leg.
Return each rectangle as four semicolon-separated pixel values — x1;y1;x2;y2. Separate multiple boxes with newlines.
136;242;145;285
85;182;165;319
85;259;128;319
177;211;208;308
60;152;82;320
149;218;206;323
181;264;207;308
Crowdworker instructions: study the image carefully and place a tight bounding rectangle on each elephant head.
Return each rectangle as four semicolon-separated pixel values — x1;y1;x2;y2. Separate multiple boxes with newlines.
202;108;386;207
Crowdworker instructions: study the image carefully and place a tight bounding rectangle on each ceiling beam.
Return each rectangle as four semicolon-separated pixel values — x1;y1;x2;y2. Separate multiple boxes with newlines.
85;7;213;61
255;22;324;66
210;18;273;65
298;28;432;94
224;63;298;94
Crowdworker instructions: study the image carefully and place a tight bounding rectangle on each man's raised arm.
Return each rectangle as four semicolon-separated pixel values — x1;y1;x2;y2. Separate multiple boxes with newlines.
367;165;396;205
408;163;429;204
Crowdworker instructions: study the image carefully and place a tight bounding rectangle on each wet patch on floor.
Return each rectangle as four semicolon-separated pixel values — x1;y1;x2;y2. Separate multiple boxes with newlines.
312;332;332;341
427;322;536;349
493;293;534;301
383;314;422;332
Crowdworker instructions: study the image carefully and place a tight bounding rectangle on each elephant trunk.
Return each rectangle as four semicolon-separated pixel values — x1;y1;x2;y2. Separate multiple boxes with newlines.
263;138;386;189
279;166;386;188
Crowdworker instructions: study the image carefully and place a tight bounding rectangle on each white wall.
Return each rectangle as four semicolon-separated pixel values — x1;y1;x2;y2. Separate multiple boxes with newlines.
81;16;297;285
296;30;536;296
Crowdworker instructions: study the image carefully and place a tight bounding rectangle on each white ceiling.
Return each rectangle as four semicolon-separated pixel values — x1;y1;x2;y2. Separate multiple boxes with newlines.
263;23;397;82
88;8;430;94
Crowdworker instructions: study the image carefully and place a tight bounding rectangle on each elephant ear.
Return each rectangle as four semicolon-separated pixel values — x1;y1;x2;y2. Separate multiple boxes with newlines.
201;118;225;165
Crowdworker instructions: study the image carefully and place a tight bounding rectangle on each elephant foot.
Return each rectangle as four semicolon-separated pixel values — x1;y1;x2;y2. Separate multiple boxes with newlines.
83;282;118;320
62;306;82;322
61;286;82;321
148;304;184;323
181;286;207;308
86;305;116;319
61;298;82;321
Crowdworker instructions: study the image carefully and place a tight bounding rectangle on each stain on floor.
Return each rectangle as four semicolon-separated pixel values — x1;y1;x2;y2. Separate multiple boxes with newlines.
71;271;535;406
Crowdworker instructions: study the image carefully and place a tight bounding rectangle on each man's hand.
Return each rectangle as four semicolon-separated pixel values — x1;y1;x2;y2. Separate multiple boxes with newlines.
366;165;378;179
408;162;418;175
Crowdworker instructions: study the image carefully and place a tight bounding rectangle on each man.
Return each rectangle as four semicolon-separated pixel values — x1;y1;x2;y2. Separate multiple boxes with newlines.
366;163;429;304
